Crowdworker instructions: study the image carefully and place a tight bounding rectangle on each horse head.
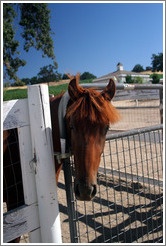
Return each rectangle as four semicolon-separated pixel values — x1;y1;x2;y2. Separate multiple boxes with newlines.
65;74;120;201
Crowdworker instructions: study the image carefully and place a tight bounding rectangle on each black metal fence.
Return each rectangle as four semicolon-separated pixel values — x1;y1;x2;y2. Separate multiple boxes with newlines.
3;129;30;243
3;128;25;211
63;124;163;243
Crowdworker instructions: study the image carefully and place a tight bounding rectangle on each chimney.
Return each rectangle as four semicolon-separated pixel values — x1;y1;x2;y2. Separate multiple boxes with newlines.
117;62;123;71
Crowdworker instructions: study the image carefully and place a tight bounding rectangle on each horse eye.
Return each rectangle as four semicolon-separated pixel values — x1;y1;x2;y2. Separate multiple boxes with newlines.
70;124;74;130
105;125;109;134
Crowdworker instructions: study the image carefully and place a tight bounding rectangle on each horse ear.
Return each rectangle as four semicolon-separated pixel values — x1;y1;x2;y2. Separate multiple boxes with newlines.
101;78;116;101
68;76;80;101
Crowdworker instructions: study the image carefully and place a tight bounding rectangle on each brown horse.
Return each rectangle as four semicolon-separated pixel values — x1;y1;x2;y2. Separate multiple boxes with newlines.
3;74;119;242
51;74;120;200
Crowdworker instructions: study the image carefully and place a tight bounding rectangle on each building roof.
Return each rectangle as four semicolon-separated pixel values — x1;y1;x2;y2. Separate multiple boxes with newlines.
93;69;142;82
93;60;151;83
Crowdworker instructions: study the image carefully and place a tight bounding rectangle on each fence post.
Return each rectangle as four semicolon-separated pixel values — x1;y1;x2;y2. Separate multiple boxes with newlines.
27;84;62;243
63;158;78;243
18;126;41;242
159;87;163;124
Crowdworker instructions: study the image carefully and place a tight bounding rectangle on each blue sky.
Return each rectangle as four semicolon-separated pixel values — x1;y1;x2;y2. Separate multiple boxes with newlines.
13;2;163;79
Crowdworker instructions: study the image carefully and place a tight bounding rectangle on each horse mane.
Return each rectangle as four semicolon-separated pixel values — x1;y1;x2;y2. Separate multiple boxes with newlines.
66;75;120;125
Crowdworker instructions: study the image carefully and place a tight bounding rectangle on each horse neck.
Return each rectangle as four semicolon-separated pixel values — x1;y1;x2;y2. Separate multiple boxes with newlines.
50;95;63;153
50;94;65;183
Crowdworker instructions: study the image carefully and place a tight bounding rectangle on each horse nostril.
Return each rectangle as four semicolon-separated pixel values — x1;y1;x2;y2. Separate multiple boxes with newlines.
92;184;97;197
74;182;80;198
74;180;97;200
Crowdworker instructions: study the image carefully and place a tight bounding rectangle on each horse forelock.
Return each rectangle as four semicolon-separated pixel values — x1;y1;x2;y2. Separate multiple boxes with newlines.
66;87;120;125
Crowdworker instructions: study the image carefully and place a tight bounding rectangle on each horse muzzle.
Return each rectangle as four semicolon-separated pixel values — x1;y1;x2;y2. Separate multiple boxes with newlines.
74;179;97;201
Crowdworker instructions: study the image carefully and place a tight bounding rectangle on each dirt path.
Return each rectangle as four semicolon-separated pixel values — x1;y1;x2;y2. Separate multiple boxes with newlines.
7;79;70;90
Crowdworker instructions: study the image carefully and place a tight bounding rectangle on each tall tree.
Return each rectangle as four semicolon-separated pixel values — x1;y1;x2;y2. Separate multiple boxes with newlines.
151;53;163;72
3;3;57;80
3;3;26;80
80;72;96;80
132;64;144;73
38;64;61;83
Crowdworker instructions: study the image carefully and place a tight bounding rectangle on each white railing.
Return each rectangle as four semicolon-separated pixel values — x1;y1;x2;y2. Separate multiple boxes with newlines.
3;84;62;243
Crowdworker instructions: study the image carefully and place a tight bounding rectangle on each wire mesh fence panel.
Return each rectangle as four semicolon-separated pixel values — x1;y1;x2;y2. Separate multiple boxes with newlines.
62;125;163;243
111;99;160;131
81;83;163;132
3;128;31;243
3;129;25;210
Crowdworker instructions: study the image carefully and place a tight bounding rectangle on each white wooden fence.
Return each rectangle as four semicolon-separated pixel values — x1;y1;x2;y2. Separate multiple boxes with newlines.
3;84;62;243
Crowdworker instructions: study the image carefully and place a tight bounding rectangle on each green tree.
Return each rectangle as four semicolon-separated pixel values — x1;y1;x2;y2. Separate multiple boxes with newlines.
125;75;135;83
145;66;152;71
38;64;61;83
62;73;69;80
132;64;144;73
134;77;143;84
4;81;11;88
56;72;62;81
151;73;160;84
3;3;57;80
3;4;26;80
151;53;163;72
12;79;25;87
21;78;31;85
30;76;39;85
80;72;96;80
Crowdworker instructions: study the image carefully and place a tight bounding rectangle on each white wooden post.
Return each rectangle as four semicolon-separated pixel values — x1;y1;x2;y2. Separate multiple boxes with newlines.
27;84;62;243
18;126;41;242
3;99;41;242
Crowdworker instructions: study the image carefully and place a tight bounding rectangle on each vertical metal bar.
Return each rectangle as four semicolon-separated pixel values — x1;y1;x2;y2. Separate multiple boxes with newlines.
148;131;156;242
83;201;89;242
111;139;120;242
130;136;140;243
124;135;138;243
144;131;156;241
92;199;98;243
157;129;163;242
133;134;145;241
63;158;78;243
126;135;135;242
138;132;150;242
152;130;162;239
159;88;163;124
107;140;114;242
102;146;113;242
115;137;126;242
97;171;105;242
143;132;152;242
121;137;129;243
75;200;81;242
109;139;119;242
71;155;81;243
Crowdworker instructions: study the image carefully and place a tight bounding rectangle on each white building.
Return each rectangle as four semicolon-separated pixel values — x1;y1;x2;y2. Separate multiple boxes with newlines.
93;63;150;83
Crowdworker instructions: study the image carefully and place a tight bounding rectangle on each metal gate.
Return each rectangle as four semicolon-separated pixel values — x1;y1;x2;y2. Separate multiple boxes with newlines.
62;83;163;243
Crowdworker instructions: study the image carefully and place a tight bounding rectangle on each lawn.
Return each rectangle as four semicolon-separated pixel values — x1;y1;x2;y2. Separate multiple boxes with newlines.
3;79;93;101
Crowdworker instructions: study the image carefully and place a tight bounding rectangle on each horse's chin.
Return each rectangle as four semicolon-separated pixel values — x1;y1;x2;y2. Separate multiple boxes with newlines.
76;196;93;201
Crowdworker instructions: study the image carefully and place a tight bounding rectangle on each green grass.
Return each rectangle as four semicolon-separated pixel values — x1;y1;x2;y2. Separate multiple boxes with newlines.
3;79;93;101
3;88;28;101
49;83;69;96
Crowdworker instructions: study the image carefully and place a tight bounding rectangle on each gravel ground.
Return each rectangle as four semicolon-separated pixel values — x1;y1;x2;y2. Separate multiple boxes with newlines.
3;99;163;243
